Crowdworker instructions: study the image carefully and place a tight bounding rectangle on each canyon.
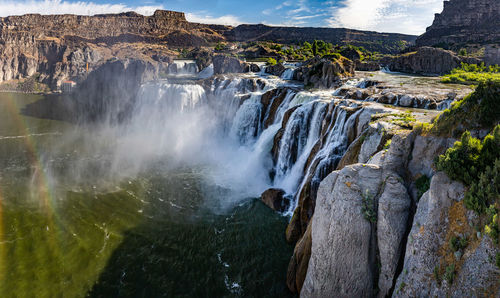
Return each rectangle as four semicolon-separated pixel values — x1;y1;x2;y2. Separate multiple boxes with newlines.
0;1;499;297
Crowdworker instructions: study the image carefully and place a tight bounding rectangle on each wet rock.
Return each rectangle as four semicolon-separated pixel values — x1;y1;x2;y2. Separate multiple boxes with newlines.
260;188;289;212
265;63;286;76
398;94;414;107
286;220;312;293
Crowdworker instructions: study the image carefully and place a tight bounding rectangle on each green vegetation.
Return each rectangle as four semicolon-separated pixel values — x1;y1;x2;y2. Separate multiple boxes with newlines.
458;48;467;56
214;42;226;51
444;264;455;284
415;175;430;199
433;266;441;284
441;63;500;85
383;139;391;150
496;252;500;268
431;80;500;137
437;126;500;245
242;40;377;62
16;74;50;93
266;57;277;66
361;190;377;223
449;236;468;252
437;126;499;188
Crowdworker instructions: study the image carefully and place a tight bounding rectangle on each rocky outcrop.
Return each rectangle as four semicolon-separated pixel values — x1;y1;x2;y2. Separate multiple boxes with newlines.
260;188;289;212
212;55;248;74
73;58;159;122
265;63;286;77
301;160;412;297
355;60;380;71
225;24;417;54
416;0;500;48
294;56;355;89
387;47;481;75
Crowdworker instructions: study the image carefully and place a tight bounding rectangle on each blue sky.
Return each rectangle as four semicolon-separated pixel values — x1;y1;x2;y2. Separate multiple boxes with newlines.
0;0;445;35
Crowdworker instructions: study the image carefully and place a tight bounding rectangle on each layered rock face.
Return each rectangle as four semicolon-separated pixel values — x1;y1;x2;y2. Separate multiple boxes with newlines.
416;0;500;47
386;47;481;75
0;10;224;88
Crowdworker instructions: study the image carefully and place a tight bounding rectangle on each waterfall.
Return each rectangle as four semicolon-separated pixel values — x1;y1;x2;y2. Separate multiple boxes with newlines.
281;68;294;80
118;72;364;212
168;60;199;76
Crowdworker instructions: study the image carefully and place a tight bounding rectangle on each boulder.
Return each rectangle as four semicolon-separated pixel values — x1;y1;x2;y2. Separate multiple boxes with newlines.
294;56;355;89
260;188;289;212
265;63;286;76
212;55;248;74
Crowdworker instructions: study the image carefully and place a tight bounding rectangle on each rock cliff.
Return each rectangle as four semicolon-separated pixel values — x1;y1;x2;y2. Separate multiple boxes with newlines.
386;47;481;75
0;10;225;88
416;0;500;47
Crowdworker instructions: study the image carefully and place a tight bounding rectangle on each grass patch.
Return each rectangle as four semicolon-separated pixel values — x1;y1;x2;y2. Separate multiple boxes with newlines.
430;80;500;137
441;63;500;85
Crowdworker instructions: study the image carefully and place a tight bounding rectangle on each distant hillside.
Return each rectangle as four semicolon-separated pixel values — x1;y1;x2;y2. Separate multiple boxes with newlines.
225;24;417;54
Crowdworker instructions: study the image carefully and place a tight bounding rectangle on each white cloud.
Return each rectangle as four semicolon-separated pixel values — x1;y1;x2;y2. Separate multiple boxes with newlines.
327;0;444;35
185;12;242;26
0;0;163;16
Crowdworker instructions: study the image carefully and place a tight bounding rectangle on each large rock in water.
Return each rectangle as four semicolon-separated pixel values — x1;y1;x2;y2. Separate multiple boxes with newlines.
260;188;289;212
212;55;248;74
387;47;481;75
294;56;354;89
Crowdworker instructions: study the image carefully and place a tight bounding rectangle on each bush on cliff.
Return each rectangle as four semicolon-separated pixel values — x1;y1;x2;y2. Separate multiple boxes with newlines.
431;80;500;136
437;125;500;214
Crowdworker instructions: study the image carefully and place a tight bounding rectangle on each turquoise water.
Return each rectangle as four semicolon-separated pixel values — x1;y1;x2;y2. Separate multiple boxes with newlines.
0;92;293;297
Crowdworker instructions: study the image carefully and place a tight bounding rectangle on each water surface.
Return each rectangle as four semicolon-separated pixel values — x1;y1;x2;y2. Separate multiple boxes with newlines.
0;92;293;297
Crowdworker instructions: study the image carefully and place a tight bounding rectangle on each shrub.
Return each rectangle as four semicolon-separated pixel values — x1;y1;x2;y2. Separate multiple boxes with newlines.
485;205;499;243
444;264;455;284
449;236;468;252
464;159;500;214
496;252;500;268
415;175;430;199
458;48;467;56
266;57;277;66
361;190;377;223
436;131;483;185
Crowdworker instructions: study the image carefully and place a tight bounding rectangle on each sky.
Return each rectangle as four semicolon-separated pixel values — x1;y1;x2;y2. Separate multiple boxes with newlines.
0;0;446;35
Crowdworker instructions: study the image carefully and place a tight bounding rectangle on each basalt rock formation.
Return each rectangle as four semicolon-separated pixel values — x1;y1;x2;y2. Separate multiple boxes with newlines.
0;10;225;88
294;56;355;89
386;47;481;75
416;0;500;47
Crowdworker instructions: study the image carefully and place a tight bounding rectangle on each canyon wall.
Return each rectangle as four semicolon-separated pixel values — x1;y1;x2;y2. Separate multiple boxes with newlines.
416;0;500;47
